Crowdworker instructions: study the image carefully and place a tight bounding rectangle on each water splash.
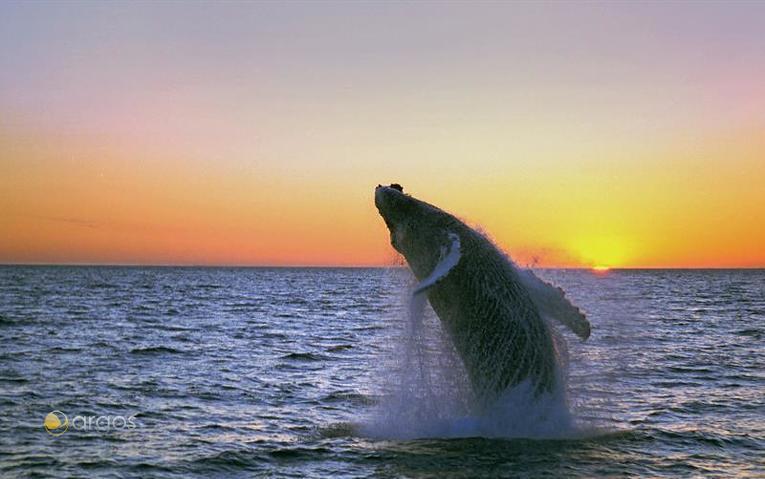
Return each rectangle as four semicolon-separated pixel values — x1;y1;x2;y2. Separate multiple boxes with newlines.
363;272;581;440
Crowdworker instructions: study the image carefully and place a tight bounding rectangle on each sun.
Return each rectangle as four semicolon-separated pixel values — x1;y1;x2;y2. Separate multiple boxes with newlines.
570;234;632;271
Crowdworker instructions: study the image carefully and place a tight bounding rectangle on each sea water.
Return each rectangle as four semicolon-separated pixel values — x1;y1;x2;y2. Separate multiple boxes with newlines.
0;266;762;477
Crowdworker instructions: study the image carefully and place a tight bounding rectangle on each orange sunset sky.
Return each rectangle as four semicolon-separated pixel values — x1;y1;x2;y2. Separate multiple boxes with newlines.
1;2;764;268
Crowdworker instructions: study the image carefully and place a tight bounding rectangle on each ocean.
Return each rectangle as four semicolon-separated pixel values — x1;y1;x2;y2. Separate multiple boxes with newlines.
0;266;762;477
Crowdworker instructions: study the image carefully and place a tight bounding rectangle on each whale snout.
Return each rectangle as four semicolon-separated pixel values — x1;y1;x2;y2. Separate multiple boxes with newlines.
374;184;405;214
375;183;403;194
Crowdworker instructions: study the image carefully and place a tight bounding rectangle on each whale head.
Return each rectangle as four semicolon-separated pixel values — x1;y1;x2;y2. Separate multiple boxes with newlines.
375;184;461;279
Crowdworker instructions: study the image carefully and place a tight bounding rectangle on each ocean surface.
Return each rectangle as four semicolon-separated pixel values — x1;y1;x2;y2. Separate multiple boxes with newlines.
0;266;762;478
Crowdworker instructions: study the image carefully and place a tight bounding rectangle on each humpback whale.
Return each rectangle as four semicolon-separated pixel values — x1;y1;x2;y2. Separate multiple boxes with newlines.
374;184;590;403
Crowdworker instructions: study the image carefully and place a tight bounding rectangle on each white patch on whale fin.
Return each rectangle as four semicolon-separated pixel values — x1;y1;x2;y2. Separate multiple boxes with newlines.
518;269;591;341
413;233;461;296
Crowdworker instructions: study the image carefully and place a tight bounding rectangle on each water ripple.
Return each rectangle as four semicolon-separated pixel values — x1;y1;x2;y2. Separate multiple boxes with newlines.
0;266;762;477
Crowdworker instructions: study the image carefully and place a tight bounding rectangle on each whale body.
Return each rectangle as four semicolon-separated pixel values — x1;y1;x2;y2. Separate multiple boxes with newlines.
374;184;590;403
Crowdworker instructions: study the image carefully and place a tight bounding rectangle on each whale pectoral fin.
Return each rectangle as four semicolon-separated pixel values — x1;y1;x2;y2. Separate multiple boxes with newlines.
518;269;592;341
413;233;461;296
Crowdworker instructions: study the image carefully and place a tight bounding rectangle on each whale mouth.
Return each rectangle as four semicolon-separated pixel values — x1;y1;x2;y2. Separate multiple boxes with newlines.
375;188;395;225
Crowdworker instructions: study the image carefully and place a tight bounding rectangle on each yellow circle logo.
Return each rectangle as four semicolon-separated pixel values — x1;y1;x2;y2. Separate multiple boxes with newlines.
44;411;69;436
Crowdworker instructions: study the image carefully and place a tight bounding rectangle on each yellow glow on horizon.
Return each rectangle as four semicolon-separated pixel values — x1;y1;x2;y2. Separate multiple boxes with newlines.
1;120;764;268
0;118;765;268
569;235;631;270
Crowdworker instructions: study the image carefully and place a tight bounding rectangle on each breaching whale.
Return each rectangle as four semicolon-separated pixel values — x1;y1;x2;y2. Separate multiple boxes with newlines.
374;184;590;403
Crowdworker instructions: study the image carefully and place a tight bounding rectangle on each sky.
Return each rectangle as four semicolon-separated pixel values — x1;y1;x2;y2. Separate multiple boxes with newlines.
1;1;764;268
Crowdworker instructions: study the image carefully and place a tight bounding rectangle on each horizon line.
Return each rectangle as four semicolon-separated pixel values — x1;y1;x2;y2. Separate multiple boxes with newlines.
1;262;764;270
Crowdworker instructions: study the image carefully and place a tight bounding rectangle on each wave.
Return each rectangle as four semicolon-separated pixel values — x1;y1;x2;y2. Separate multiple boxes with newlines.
326;344;353;352
129;346;186;355
280;352;327;361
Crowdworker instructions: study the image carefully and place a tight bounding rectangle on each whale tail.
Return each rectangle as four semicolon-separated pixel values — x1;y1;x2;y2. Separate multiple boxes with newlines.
518;269;591;340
